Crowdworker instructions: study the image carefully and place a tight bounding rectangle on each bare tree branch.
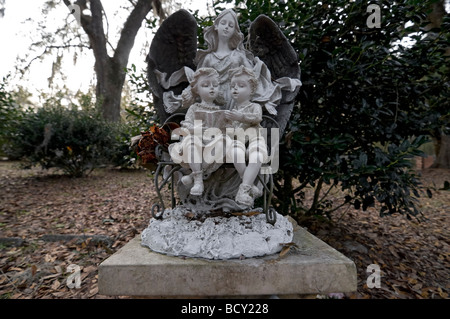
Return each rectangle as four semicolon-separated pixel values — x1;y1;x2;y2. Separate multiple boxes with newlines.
23;44;91;73
152;0;166;20
113;0;156;67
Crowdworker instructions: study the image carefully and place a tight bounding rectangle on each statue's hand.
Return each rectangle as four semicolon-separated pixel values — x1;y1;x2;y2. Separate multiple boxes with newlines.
166;102;181;114
264;102;278;116
225;110;243;122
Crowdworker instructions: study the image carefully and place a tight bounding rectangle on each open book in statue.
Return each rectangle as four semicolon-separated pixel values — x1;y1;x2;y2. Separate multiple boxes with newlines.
140;9;302;259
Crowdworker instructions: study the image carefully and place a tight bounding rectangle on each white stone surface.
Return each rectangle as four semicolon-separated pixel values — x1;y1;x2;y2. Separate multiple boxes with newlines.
141;206;293;260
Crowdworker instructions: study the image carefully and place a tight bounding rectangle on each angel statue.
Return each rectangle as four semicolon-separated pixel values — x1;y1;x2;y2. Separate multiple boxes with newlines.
145;8;301;215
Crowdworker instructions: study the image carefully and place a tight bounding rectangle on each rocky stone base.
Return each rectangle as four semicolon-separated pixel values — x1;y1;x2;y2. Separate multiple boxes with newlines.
141;206;293;260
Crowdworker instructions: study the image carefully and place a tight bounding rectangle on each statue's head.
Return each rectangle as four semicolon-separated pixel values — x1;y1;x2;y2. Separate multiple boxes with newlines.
204;9;244;51
190;68;219;93
229;66;258;98
182;68;221;106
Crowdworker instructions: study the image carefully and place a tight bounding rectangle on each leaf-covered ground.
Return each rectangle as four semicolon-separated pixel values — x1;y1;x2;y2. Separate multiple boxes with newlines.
300;167;449;299
0;161;448;299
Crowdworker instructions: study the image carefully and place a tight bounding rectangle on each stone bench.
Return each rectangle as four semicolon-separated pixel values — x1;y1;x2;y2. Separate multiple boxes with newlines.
98;223;357;297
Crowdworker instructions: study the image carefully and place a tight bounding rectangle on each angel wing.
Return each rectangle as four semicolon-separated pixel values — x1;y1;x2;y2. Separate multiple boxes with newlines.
248;15;301;135
146;9;198;123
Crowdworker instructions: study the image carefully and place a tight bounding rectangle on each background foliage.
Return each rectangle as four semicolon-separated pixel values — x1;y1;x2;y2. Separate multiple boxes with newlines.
199;0;449;218
1;89;134;177
124;63;158;133
0;76;26;158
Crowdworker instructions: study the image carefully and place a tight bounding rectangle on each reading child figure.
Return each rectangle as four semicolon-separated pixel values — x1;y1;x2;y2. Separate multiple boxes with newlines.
169;68;231;196
225;66;268;207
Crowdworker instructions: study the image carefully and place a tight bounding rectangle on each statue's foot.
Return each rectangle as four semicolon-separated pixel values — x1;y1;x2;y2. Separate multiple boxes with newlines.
251;184;263;197
181;174;194;186
236;184;254;207
190;182;204;196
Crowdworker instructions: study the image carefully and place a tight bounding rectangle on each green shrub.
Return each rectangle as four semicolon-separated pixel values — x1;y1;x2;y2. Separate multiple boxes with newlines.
108;121;140;169
199;0;448;219
0;76;26;158
124;64;158;133
5;106;120;177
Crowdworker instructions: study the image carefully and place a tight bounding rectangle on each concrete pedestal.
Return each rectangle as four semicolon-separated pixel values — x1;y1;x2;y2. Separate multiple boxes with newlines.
98;225;357;297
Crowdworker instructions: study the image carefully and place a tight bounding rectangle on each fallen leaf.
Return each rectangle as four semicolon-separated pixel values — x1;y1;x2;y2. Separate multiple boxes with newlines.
184;212;195;219
388;246;399;258
231;211;262;217
83;265;96;274
438;287;448;298
41;273;60;281
88;286;99;297
51;280;61;290
279;245;291;257
31;265;37;276
44;254;56;263
280;242;298;248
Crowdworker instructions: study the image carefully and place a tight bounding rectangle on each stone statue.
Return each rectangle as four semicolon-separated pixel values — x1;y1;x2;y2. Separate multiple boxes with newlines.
168;67;229;196
225;66;268;207
141;9;302;259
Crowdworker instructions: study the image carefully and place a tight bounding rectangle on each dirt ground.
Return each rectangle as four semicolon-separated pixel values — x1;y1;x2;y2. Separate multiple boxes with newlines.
0;161;448;299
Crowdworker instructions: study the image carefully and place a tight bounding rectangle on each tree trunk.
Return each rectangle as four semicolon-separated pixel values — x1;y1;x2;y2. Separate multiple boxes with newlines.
431;134;450;168
95;58;126;122
64;0;161;122
425;1;449;168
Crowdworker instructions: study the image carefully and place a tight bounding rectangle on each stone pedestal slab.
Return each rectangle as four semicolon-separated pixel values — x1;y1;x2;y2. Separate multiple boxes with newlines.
98;225;357;297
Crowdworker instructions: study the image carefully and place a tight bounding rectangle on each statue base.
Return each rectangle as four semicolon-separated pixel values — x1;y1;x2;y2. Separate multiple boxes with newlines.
98;222;357;297
141;206;293;260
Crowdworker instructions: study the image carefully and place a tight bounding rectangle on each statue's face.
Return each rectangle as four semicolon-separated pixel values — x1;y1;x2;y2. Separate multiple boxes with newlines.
197;75;219;103
216;12;235;41
231;75;252;105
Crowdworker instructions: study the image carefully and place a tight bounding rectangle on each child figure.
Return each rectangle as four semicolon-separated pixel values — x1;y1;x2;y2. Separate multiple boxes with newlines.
225;66;268;207
169;68;227;196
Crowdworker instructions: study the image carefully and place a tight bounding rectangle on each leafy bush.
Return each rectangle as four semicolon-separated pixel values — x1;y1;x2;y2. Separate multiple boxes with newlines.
108;121;141;169
198;0;448;219
125;64;158;133
0;76;27;158
5;106;121;177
